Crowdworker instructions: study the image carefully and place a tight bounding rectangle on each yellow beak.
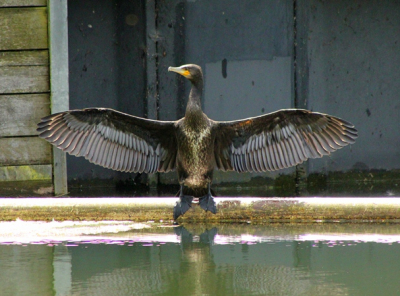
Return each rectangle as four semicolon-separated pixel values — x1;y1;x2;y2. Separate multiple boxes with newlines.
168;66;191;78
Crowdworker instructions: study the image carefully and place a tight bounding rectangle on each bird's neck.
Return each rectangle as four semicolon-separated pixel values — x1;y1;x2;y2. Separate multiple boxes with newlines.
185;80;204;119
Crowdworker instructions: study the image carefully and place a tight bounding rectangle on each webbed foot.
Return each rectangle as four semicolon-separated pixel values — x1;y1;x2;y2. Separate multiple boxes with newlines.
173;195;193;220
199;194;217;214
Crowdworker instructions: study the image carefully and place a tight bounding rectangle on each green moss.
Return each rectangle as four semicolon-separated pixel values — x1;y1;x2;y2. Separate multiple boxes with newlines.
8;199;400;223
0;165;51;182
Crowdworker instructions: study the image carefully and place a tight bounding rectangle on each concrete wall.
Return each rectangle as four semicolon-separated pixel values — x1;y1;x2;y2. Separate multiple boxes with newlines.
66;0;400;194
67;0;147;182
297;0;400;173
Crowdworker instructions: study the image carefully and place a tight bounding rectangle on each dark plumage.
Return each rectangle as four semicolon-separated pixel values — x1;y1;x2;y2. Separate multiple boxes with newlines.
37;64;358;219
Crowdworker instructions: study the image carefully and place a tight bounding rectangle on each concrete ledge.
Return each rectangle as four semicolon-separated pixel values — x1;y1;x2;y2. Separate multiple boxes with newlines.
1;197;400;223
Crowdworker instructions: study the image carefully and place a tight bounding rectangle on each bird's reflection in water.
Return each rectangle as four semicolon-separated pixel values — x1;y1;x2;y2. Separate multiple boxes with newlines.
174;225;218;246
170;225;349;295
172;226;220;294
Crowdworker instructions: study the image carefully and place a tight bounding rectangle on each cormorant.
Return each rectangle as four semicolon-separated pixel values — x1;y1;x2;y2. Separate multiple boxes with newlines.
37;64;358;219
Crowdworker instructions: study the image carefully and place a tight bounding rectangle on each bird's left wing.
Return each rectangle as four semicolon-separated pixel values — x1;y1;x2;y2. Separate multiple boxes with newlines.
37;108;177;173
213;109;358;172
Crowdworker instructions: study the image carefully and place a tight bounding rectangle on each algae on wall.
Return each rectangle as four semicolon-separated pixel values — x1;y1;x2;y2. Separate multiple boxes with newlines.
0;3;53;196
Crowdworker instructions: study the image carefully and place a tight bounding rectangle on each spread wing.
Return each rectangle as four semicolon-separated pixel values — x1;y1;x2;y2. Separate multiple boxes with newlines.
37;108;177;173
213;109;358;172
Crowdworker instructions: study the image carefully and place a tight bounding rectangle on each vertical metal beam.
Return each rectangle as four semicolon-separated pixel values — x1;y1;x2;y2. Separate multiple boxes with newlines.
48;0;69;195
294;0;309;196
146;0;158;120
146;0;159;189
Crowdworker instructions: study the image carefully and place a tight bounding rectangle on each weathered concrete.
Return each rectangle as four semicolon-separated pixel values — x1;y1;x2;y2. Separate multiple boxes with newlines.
67;0;147;181
49;0;69;195
1;197;400;223
297;0;400;172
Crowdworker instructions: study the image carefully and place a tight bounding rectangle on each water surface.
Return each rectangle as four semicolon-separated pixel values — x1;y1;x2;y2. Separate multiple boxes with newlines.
1;223;400;296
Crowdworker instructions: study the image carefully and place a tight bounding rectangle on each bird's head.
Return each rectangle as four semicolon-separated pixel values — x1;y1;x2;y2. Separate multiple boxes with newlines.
168;64;203;83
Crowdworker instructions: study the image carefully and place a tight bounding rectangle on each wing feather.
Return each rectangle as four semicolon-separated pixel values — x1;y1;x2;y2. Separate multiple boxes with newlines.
37;108;177;173
213;109;357;172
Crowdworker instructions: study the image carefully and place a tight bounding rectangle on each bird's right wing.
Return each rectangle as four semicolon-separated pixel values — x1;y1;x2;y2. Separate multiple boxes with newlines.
37;108;178;173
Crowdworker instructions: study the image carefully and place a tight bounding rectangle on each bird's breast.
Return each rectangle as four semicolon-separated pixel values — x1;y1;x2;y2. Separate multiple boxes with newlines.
177;123;214;185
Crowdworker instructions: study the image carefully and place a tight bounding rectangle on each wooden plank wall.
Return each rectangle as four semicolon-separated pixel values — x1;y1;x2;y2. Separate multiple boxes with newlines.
0;0;53;195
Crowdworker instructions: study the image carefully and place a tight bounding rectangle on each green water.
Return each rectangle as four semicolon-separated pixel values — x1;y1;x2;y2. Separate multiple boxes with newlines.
1;224;400;296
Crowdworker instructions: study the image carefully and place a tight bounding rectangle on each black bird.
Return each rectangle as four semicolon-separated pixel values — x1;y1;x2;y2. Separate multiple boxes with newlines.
37;64;358;219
